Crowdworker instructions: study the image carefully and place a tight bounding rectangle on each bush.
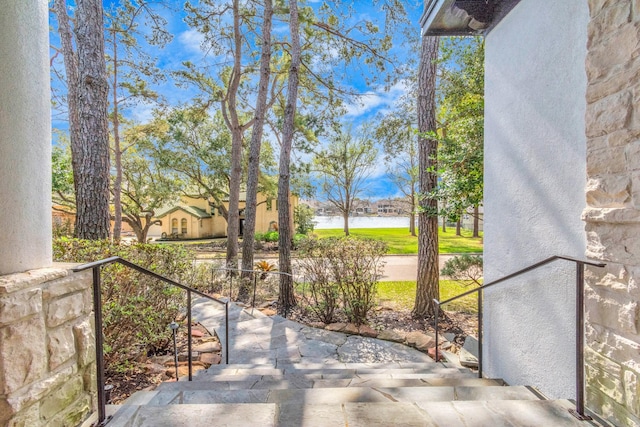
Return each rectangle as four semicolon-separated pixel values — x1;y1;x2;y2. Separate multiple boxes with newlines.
440;254;483;287
294;204;315;235
263;230;279;242
296;239;341;324
53;238;200;371
297;237;386;325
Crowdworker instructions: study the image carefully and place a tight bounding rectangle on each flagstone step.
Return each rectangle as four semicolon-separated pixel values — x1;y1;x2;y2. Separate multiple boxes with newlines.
193;363;476;380
106;399;594;427
156;375;502;392
140;384;539;406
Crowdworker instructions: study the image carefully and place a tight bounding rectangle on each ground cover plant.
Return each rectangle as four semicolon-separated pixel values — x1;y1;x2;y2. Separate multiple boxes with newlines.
313;227;483;254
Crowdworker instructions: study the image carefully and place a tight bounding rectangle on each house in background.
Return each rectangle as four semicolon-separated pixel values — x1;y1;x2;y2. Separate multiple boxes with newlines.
422;0;640;425
155;193;297;239
52;205;136;237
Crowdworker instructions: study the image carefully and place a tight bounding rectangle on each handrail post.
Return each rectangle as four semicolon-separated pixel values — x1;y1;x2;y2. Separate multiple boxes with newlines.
478;288;483;378
225;301;229;364
252;273;258;311
570;261;592;420
187;290;193;381
92;266;108;426
434;301;439;362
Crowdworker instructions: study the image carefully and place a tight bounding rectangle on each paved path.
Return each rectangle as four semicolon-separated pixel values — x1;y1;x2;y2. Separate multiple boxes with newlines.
191;297;434;367
379;255;455;282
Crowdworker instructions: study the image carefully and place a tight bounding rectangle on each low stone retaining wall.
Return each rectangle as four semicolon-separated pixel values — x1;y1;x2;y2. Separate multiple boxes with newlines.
0;266;96;426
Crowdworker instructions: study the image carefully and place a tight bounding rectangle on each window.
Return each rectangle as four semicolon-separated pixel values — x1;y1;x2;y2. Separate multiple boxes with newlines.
181;218;187;234
171;218;178;234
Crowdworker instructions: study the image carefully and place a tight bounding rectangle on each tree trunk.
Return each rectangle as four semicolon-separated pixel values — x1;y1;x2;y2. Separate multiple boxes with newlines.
278;0;300;315
241;0;273;281
343;212;349;236
225;0;243;272
473;205;480;237
111;32;122;243
442;216;446;233
409;186;416;237
412;35;439;318
456;219;461;236
74;0;111;240
53;0;81;208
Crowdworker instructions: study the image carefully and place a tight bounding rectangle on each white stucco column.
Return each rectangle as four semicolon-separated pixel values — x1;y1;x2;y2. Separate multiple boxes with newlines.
483;0;588;399
0;1;52;275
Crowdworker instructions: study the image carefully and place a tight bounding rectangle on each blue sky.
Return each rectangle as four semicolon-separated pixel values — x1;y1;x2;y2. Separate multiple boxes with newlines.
51;1;424;201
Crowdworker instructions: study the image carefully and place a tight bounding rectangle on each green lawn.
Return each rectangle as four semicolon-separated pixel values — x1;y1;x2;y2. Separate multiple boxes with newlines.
313;228;483;254
377;280;478;313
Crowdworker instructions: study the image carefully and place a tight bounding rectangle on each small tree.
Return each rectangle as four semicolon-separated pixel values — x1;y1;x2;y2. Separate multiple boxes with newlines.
314;128;377;236
294;204;315;235
441;254;483;287
119;150;181;243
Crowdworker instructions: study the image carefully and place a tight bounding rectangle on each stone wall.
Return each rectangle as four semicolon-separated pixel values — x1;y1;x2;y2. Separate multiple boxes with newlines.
584;1;640;425
0;267;96;426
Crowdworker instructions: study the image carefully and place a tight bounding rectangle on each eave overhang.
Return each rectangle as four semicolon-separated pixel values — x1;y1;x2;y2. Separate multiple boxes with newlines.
421;0;521;36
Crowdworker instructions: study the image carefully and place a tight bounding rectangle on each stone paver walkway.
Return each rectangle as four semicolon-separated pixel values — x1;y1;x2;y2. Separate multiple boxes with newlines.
191;297;433;366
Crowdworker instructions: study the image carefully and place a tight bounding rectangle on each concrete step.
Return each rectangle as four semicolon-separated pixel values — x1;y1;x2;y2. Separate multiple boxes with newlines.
157;375;502;392
194;363;476;380
106;399;594;427
142;385;540;405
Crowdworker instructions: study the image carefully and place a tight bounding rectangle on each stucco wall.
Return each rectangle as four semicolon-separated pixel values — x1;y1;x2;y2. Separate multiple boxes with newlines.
483;0;589;398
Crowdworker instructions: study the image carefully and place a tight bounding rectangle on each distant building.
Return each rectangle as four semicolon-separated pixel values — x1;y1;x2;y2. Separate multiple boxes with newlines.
154;193;297;239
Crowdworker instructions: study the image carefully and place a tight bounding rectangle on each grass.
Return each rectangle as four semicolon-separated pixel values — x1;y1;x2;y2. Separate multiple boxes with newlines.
377;280;478;314
313;227;483;254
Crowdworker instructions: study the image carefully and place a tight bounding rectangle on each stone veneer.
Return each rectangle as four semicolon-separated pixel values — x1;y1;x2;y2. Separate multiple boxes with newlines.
584;1;640;425
0;267;96;426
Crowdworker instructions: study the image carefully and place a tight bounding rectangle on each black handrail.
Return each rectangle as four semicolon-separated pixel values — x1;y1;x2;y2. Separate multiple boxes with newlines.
73;256;230;427
433;255;605;421
214;267;294;315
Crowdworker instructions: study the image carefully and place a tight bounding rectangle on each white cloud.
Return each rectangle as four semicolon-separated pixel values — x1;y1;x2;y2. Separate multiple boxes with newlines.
343;79;412;118
178;29;205;53
131;104;155;123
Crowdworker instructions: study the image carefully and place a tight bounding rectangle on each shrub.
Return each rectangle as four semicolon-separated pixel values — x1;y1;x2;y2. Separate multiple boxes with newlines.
296;237;386;325
440;254;483;287
263;230;279;242
255;260;277;280
296;238;341;324
294;204;315;235
53;238;200;371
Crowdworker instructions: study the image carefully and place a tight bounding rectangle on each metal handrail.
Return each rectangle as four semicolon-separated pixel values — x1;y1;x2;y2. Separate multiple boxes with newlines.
73;256;230;427
433;255;605;421
214;267;294;313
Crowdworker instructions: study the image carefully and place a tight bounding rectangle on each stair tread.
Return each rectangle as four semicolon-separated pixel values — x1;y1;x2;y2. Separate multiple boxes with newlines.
156;376;502;392
144;385;539;405
194;367;475;380
110;399;591;427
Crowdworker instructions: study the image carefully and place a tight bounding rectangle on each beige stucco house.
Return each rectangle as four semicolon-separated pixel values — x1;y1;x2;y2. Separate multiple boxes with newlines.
155;194;297;239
